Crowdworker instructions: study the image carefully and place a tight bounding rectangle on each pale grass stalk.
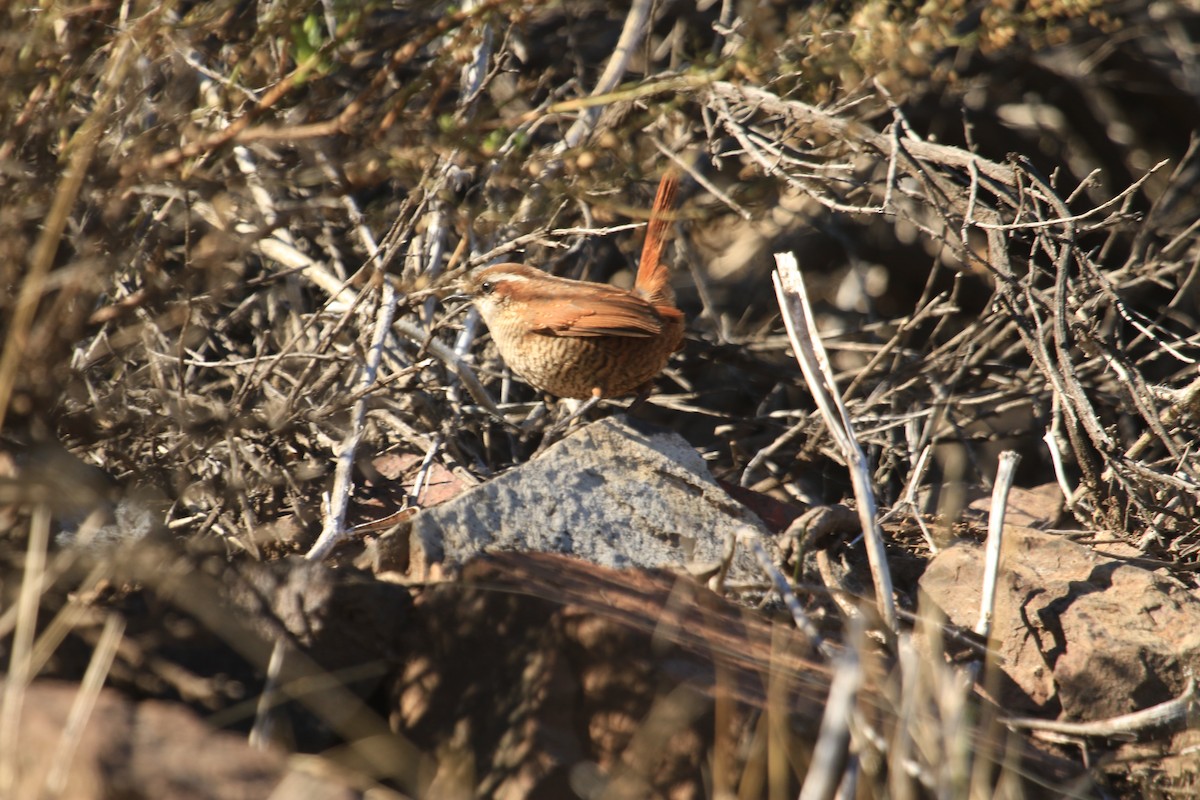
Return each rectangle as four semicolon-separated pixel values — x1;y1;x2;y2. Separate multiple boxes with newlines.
44;613;126;794
0;513;104;648
250;638;288;750
26;564;108;677
0;10;142;431
0;505;51;794
798;619;862;800
130;554;426;789
600;683;710;800
710;658;736;799
768;624;794;798
889;635;925;800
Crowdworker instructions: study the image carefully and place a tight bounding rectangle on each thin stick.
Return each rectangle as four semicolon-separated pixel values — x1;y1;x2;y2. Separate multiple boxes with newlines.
653;141;752;220
396;317;499;415
739;528;830;656
773;252;898;632
1004;677;1195;737
306;277;400;560
558;0;656;152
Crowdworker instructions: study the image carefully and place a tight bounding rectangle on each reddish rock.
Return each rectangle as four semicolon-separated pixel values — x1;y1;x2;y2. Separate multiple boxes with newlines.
920;526;1200;720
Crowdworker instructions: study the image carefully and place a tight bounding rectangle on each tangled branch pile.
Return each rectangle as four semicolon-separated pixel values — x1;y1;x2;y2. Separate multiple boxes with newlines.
4;0;1195;551
3;0;1200;796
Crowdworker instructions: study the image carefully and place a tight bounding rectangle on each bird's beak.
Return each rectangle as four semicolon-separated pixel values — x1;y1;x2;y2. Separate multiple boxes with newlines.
439;273;474;304
439;292;473;320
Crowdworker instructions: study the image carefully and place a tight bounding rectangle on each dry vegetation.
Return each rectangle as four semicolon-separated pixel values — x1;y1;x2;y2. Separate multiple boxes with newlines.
2;0;1200;797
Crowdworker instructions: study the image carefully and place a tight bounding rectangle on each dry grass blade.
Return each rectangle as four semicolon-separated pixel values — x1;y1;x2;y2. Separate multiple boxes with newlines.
43;613;126;795
798;622;862;800
0;16;143;432
0;505;50;794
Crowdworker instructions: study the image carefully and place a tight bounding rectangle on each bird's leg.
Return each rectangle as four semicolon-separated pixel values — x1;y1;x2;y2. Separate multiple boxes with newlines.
530;389;604;455
624;383;654;415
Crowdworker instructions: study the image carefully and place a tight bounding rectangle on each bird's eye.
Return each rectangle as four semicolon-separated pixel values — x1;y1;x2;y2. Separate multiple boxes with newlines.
480;281;495;295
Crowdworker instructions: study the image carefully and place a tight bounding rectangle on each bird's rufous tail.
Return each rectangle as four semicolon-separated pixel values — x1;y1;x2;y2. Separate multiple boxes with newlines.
634;169;680;307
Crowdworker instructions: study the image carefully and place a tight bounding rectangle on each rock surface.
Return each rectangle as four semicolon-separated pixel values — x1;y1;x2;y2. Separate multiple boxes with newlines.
9;680;355;800
396;417;768;581
919;526;1200;720
390;552;829;799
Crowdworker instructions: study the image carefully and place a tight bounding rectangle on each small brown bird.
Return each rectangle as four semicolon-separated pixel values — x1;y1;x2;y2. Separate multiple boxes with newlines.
462;172;684;399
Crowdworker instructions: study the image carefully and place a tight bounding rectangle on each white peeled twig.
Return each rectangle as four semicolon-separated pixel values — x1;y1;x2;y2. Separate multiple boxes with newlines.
457;0;493;111
255;234;358;309
773;252;897;632
976;451;1020;638
1042;394;1077;510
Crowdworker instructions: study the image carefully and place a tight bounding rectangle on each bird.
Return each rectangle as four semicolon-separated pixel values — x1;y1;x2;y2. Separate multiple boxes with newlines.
460;170;684;400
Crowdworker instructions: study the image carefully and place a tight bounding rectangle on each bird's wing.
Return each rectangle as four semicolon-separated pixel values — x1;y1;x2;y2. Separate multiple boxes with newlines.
529;292;679;338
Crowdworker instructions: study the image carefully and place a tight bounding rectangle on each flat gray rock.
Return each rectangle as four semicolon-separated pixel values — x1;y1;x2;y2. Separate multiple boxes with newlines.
403;416;767;581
